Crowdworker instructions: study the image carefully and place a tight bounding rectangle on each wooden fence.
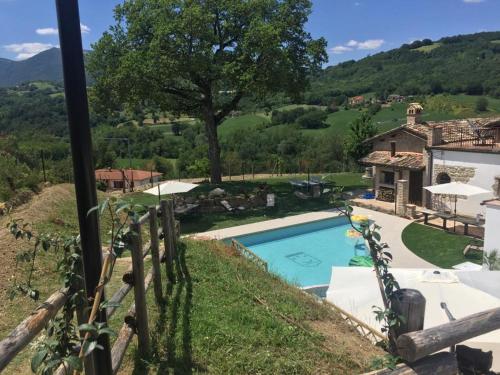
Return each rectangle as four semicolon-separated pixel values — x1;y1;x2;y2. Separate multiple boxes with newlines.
0;200;179;374
231;239;268;271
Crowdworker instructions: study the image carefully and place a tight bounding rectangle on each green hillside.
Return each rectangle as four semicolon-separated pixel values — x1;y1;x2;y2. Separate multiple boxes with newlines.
309;31;500;104
0;48;63;88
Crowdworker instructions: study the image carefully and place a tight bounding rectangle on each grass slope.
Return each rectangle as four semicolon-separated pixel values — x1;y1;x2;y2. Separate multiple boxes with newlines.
129;240;382;374
401;223;483;268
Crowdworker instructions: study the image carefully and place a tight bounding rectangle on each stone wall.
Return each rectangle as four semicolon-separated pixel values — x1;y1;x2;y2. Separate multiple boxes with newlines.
493;176;500;198
396;180;409;216
372;131;426;154
432;164;476;183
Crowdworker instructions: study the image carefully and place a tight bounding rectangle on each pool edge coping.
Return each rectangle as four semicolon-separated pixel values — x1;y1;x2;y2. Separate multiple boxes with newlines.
190;209;344;241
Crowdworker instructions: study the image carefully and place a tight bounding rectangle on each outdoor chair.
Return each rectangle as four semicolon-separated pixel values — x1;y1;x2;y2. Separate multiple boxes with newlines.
220;200;245;213
294;191;310;200
289;179;306;188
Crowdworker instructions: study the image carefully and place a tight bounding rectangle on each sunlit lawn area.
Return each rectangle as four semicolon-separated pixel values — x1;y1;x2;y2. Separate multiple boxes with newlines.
126;173;369;234
402;222;483;268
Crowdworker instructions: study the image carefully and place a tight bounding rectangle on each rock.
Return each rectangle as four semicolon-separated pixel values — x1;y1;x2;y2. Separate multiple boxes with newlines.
208;188;225;198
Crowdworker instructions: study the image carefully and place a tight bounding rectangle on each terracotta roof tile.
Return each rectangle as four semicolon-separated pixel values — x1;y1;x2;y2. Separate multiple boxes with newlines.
360;151;424;170
95;169;162;181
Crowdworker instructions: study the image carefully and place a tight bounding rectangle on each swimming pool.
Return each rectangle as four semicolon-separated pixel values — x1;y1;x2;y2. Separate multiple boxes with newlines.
232;217;367;287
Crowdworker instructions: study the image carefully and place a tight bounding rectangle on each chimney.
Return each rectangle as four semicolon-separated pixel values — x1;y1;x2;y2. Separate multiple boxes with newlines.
407;103;423;125
427;126;443;147
390;141;396;157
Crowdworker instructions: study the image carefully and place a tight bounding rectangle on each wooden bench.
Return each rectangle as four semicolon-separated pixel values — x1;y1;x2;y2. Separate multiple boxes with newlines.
455;215;484;236
417;208;453;230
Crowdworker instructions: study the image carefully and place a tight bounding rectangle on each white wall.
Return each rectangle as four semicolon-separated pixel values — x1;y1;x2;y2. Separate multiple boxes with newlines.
431;150;500;216
484;203;500;255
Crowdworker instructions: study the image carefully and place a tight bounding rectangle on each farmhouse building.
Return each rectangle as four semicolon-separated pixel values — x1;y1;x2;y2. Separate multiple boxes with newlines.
95;168;162;190
348;95;365;106
360;103;500;216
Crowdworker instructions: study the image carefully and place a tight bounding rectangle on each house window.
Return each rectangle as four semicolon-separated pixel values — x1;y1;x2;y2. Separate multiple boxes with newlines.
436;172;451;184
113;180;124;189
381;171;395;185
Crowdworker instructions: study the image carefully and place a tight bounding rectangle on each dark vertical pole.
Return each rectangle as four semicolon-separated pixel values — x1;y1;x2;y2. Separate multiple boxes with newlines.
40;150;47;183
54;1;112;374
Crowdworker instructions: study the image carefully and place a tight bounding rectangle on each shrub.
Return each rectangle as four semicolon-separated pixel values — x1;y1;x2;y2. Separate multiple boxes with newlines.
475;97;489;112
296;110;328;129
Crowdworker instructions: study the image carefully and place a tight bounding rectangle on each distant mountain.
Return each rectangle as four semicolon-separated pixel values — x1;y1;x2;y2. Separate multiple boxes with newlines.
0;48;63;87
308;31;500;104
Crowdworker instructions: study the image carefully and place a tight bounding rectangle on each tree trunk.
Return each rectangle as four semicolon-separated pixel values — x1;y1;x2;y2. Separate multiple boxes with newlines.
203;110;222;183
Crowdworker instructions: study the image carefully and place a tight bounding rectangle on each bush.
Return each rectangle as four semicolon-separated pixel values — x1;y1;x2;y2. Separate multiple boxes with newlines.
96;180;108;192
296;110;328;129
326;105;339;114
153;156;175;178
475;97;489;112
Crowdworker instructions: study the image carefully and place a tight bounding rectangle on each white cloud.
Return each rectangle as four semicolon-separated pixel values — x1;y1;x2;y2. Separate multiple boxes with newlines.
34;23;90;36
3;43;56;60
329;38;385;55
36;27;58;36
330;45;353;54
80;23;91;34
463;0;485;3
356;39;385;50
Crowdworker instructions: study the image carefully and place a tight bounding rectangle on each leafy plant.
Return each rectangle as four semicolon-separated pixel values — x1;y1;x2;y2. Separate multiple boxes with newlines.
329;185;403;351
8;198;143;373
484;249;500;270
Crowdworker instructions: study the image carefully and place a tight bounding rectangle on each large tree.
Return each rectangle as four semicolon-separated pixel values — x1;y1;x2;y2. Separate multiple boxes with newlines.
88;0;327;183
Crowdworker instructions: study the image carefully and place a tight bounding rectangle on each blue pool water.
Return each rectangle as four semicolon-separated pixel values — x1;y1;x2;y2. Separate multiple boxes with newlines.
233;217;367;287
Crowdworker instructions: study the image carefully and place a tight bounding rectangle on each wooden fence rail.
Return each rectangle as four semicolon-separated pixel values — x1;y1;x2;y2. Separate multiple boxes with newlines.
361;234;500;374
397;306;500;363
0;200;179;374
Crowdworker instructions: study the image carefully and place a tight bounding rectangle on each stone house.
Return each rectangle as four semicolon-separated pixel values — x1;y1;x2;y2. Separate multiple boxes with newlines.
360;103;500;216
348;95;365;106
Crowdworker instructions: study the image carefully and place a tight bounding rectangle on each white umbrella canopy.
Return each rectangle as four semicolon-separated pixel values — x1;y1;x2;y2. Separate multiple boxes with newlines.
424;182;490;229
424;182;490;198
144;181;198;196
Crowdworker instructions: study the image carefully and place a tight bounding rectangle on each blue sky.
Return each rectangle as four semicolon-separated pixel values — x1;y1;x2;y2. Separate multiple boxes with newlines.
0;0;499;64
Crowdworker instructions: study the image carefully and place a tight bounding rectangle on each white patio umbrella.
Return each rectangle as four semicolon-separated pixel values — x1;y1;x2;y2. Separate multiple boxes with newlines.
144;180;198;204
424;182;490;230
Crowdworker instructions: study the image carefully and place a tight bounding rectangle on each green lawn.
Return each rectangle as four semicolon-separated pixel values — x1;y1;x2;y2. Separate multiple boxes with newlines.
126;173;369;234
401;223;483;268
126;239;382;373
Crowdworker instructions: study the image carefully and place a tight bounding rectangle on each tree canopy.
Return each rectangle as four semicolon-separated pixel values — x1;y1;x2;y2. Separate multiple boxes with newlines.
88;0;327;182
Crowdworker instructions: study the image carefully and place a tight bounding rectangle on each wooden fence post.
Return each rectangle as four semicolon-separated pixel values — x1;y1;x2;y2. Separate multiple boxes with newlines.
167;200;178;256
148;206;163;305
129;222;150;358
161;200;175;282
390;288;426;339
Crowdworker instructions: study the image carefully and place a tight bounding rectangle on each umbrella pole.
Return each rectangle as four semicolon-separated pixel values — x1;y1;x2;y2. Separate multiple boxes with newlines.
158;183;161;206
454;196;457;232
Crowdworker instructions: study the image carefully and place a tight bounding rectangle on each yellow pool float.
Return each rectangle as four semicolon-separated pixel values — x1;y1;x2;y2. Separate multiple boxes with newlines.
351;214;369;224
346;229;362;238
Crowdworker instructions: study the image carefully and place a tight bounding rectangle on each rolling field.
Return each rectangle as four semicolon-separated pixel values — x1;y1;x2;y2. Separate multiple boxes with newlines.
217;94;500;140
